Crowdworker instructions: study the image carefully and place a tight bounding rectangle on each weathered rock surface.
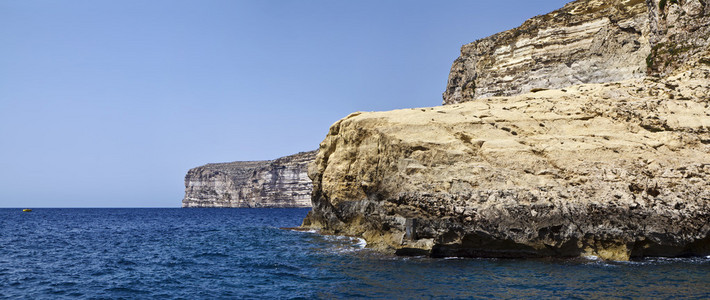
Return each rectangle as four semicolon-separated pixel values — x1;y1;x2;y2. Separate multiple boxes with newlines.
647;0;710;75
302;0;710;260
182;151;316;208
443;0;710;104
303;68;710;260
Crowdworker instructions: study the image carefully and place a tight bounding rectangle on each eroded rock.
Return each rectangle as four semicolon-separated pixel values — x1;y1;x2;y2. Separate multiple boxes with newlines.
302;69;710;260
300;0;710;260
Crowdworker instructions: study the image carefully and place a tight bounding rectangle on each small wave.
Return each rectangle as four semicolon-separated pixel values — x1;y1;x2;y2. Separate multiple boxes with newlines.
398;255;428;260
329;235;366;246
582;255;600;261
288;228;317;234
579;255;622;267
643;256;710;265
117;259;138;266
323;235;348;241
575;255;710;266
353;237;367;248
66;292;84;297
280;227;317;234
444;257;464;260
193;252;229;258
314;235;371;254
91;270;111;276
104;287;150;294
50;282;78;288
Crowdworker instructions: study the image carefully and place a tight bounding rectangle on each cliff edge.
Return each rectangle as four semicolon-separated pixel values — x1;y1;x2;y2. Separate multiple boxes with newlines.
182;151;317;208
443;0;710;104
302;0;710;260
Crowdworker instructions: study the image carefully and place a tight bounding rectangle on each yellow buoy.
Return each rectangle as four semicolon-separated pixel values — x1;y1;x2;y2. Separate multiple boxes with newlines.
22;209;32;212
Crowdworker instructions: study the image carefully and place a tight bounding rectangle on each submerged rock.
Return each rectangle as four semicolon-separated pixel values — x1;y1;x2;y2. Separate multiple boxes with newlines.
182;151;316;208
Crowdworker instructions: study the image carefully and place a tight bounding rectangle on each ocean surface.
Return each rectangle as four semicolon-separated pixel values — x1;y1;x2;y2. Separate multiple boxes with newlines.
1;208;709;299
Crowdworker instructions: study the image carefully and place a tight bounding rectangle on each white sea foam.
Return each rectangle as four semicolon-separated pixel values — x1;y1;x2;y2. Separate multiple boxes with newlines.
353;237;367;248
317;235;369;254
286;228;317;234
582;255;600;261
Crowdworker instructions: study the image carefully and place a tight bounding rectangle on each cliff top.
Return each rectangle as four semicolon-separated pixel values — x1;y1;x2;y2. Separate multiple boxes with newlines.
194;150;317;175
443;0;710;104
470;0;647;47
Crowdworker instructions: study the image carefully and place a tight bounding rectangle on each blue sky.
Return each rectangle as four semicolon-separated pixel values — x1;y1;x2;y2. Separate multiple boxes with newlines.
0;0;571;207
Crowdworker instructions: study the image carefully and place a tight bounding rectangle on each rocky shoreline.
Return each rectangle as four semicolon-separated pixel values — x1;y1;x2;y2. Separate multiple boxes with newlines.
300;0;710;260
179;0;710;260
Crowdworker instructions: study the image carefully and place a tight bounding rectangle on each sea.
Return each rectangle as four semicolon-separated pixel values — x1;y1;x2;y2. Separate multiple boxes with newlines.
1;208;709;299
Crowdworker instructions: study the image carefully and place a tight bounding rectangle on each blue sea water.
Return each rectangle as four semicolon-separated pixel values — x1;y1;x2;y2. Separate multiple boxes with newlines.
1;208;709;299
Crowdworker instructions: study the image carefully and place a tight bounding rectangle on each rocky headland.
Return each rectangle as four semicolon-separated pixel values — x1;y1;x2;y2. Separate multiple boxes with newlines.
301;0;710;260
182;151;316;208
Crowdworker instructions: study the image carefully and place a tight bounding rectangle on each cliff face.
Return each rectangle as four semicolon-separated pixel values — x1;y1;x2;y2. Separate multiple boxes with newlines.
182;151;317;208
646;0;710;75
302;0;710;260
443;0;710;104
303;69;710;260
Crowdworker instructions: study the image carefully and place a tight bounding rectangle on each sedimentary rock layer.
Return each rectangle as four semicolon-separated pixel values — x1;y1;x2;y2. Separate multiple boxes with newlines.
646;0;710;75
443;0;710;104
302;66;710;260
299;0;710;260
182;151;316;208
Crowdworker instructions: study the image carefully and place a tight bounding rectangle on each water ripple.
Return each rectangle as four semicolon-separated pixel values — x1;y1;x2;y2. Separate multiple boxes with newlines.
1;208;709;299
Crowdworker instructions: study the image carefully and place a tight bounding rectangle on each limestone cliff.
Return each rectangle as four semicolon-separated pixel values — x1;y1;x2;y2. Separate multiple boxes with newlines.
182;151;316;208
302;0;710;260
443;0;710;104
304;69;710;260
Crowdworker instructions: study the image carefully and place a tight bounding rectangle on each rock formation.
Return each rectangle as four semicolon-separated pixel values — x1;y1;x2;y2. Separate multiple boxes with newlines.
182;151;316;208
443;0;710;104
302;0;710;260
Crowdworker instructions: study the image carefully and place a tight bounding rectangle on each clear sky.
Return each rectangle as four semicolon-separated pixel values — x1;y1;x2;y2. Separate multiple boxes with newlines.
0;0;571;207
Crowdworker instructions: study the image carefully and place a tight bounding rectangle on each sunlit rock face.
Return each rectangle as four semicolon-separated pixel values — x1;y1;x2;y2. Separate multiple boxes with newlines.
443;0;710;105
304;70;710;260
302;0;710;260
182;151;316;208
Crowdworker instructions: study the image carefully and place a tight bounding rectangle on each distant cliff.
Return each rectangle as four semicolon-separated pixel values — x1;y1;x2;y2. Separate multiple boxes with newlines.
182;151;317;208
443;0;710;104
